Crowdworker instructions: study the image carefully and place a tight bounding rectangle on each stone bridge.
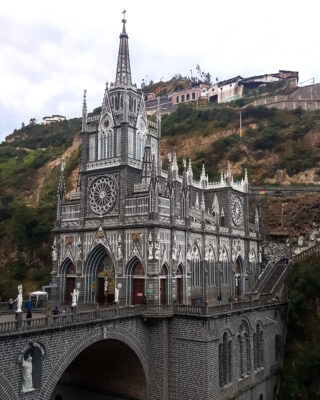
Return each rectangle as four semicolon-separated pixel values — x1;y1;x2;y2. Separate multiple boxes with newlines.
0;300;287;400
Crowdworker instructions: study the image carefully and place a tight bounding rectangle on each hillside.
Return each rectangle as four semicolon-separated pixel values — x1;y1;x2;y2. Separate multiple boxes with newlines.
161;104;320;185
1;104;320;298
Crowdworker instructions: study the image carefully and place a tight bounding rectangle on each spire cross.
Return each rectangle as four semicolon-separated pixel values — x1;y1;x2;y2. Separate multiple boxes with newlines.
122;9;127;22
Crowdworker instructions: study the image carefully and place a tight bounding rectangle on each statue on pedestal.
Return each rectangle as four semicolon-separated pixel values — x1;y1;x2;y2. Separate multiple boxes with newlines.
114;287;120;303
21;354;34;393
16;284;23;313
71;288;79;307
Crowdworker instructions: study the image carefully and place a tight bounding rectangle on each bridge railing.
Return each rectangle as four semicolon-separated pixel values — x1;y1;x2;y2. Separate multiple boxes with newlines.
0;298;283;335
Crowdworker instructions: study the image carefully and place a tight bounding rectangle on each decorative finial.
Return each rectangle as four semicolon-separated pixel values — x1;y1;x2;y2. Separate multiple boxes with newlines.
227;161;231;177
183;158;186;169
122;9;127;33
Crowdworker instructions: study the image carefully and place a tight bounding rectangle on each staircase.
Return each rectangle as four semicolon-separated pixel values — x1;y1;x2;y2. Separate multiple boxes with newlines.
260;262;287;294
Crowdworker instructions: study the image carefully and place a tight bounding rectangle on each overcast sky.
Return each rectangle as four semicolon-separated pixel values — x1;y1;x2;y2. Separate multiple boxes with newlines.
0;0;319;142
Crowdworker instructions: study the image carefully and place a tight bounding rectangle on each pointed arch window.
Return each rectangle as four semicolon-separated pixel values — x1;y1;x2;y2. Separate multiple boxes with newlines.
238;323;251;378
254;323;264;369
249;249;259;285
136;131;146;161
219;332;232;386
191;246;201;287
100;129;114;159
220;247;229;286
207;248;216;286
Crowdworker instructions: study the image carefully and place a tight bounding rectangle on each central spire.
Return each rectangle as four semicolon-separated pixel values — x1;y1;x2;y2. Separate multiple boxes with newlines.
115;10;132;86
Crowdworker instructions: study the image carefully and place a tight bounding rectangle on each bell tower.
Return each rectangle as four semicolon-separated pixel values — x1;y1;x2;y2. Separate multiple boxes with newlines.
81;11;160;173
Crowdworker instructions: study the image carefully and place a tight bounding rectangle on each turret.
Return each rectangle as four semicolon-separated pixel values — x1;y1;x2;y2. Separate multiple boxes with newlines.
56;162;66;223
82;89;87;132
187;159;193;185
141;135;152;183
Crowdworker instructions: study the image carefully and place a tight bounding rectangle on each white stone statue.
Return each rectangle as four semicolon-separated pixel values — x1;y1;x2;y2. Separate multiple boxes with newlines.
16;284;23;313
172;240;177;261
104;279;108;294
154;242;160;260
21;354;34;393
186;242;193;261
114;287;120;303
148;241;153;260
204;244;210;261
117;243;123;260
52;240;57;262
71;288;78;307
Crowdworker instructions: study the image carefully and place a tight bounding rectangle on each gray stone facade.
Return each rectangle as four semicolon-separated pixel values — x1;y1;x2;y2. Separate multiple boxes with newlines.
0;16;287;400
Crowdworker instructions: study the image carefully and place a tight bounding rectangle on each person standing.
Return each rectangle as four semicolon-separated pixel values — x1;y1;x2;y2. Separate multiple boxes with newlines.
26;309;32;327
8;298;14;311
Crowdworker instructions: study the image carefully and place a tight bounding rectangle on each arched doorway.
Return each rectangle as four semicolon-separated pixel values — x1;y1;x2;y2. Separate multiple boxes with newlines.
160;265;168;305
51;339;147;400
176;265;183;304
131;262;145;305
97;255;115;305
65;263;76;305
84;244;116;304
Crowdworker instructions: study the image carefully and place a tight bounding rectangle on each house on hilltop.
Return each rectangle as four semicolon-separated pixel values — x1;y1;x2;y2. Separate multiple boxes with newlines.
42;115;66;125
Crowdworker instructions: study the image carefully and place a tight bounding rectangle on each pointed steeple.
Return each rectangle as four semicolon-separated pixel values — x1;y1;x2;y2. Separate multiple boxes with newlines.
82;89;87;132
187;159;193;185
172;152;178;179
115;10;132;86
142;135;152;183
57;162;66;202
56;161;66;223
200;164;208;188
255;208;259;227
201;193;205;211
195;193;199;208
226;161;232;186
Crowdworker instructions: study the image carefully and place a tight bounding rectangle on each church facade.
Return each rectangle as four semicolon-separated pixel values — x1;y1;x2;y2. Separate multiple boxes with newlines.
51;16;262;309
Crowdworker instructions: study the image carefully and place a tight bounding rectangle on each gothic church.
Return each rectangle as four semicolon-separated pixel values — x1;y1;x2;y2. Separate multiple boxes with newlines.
51;16;262;309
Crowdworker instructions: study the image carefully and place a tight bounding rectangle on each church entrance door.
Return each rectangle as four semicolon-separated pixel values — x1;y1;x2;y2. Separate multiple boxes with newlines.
176;277;181;304
176;265;183;304
131;262;145;305
97;277;105;305
65;277;75;305
160;278;166;305
132;279;145;305
160;265;168;305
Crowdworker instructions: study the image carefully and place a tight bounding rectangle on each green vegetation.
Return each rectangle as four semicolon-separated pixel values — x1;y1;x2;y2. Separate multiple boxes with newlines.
163;104;320;183
278;254;320;400
0;118;81;300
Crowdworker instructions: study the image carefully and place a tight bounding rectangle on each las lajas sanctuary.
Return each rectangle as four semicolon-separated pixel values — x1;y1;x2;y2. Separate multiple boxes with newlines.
0;13;288;400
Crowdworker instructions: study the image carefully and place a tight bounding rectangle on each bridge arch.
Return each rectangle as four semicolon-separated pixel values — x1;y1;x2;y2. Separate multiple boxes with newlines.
40;325;149;400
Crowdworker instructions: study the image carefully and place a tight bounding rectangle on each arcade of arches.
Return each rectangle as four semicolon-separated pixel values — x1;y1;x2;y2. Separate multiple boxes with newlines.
51;339;147;400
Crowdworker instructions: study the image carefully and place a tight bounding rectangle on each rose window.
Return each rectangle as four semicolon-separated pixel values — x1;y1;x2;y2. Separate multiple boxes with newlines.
89;176;116;215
